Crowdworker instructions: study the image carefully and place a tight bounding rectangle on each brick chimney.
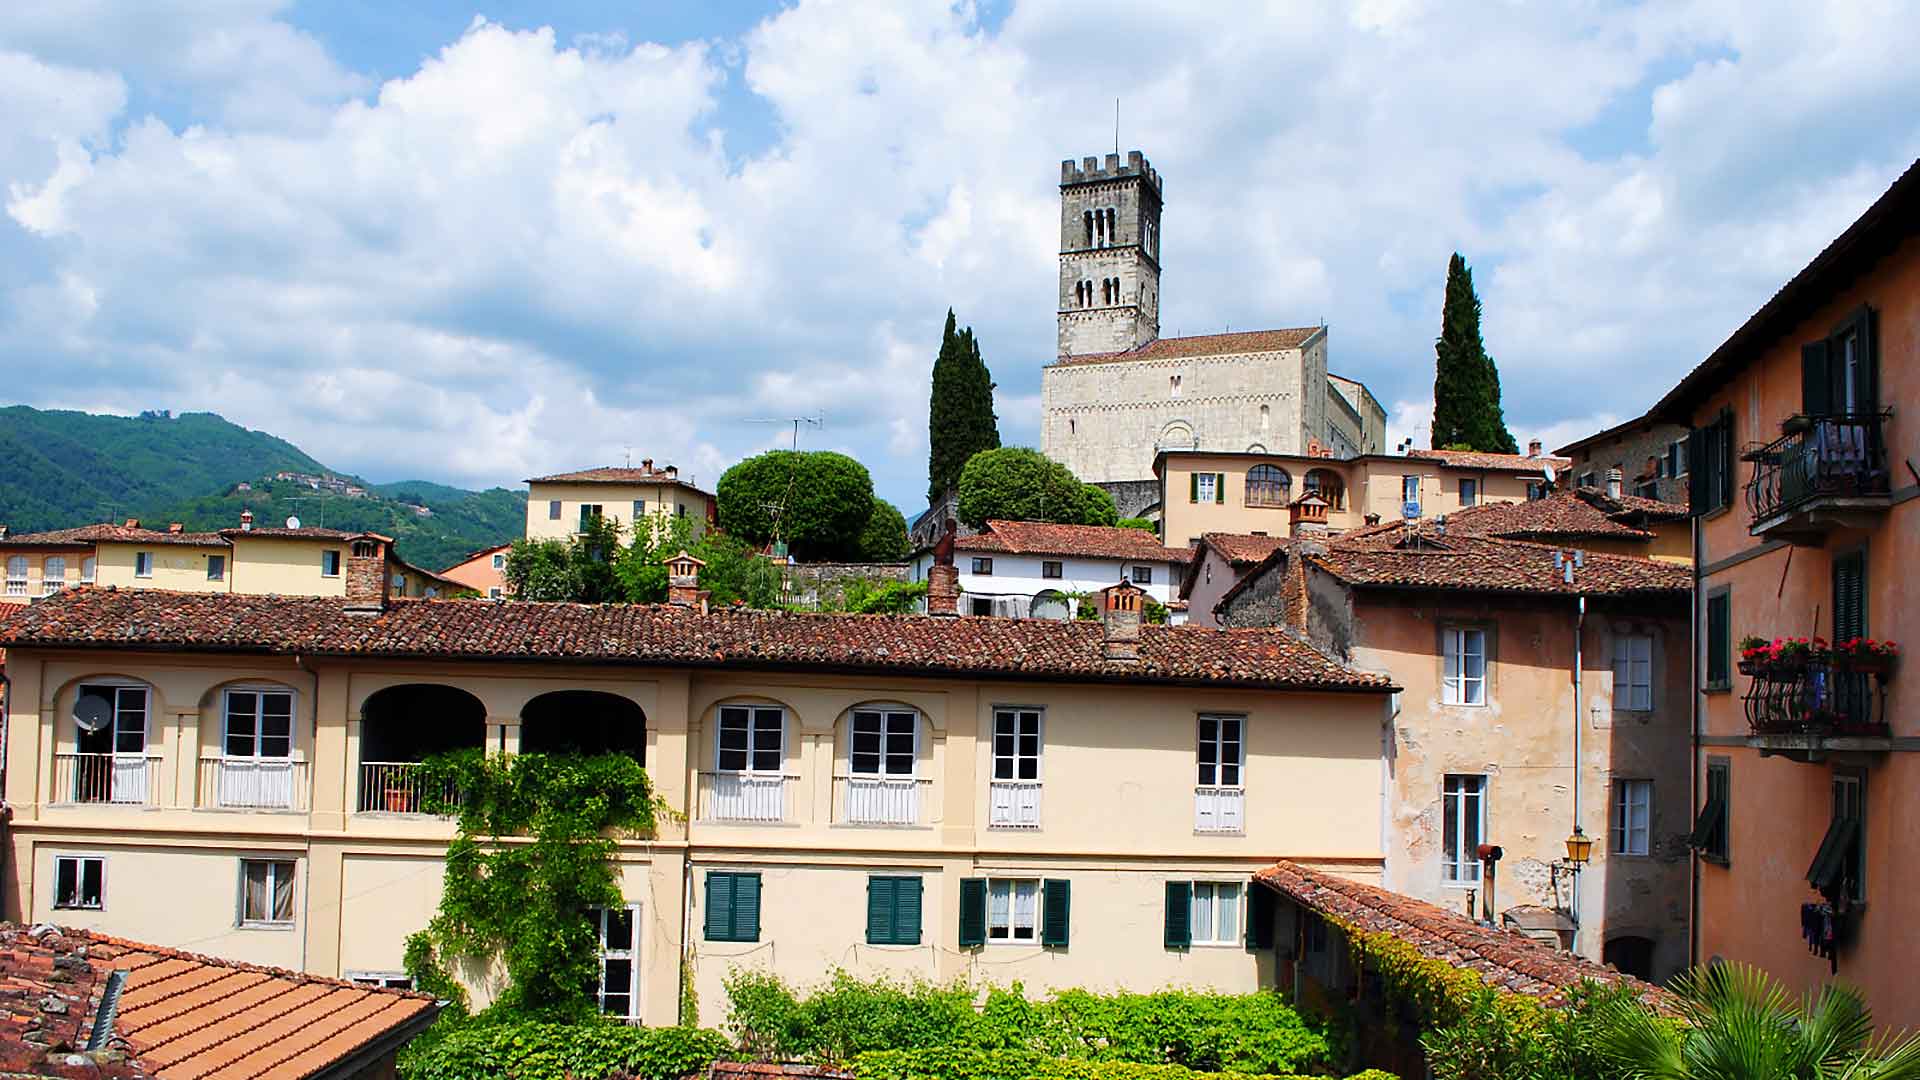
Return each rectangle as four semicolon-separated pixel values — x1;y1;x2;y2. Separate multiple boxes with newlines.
1527;439;1542;458
344;536;389;611
1606;467;1624;499
124;519;139;529
239;508;254;532
168;522;184;534
926;564;959;616
666;550;707;607
1289;492;1330;541
641;458;653;472
1099;580;1146;662
665;465;679;480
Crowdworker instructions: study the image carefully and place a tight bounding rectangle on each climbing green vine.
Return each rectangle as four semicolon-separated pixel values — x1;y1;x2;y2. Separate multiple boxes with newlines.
403;750;661;1020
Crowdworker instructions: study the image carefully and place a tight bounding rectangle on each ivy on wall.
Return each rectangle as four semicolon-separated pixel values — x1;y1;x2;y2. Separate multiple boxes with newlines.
403;750;662;1019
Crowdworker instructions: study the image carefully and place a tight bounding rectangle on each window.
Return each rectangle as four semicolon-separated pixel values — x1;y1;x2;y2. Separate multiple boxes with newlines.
320;550;341;577
491;553;505;570
1170;374;1182;397
632;499;645;520
548;499;562;520
1691;759;1730;863
866;876;924;945
971;557;993;575
1189;882;1243;945
1612;780;1652;856
578;504;604;532
1525;480;1547;500
1131;565;1152;585
676;503;688;518
41;556;65;595
1635;479;1659;499
1042;560;1063;579
1809;772;1865;902
1613;633;1653;711
5;555;25;595
1442;775;1487;885
591;905;639;1018
970;597;993;616
1687;409;1735;516
717;705;783;773
353;540;378;559
1442;627;1487;706
1578;472;1597;489
1705;590;1731;689
347;973;415;990
73;684;149;803
1802;305;1879;417
1197;714;1243;787
1192;472;1223;504
135;551;154;578
988;879;1039;942
54;856;104;910
206;554;226;582
850;708;916;776
79;557;95;584
1245;464;1291;507
1458;478;1478;507
239;859;296;925
1668;439;1688;478
703;871;761;942
488;587;503;599
992;708;1042;782
225;689;294;760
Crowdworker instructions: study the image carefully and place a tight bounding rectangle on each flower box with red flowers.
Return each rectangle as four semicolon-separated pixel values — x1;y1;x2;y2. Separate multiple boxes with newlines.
1836;637;1899;678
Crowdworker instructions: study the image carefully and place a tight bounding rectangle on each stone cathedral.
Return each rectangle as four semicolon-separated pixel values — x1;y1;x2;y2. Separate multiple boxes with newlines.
1040;151;1386;485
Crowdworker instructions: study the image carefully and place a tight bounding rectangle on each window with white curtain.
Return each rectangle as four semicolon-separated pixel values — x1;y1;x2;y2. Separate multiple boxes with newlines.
987;879;1039;942
239;859;296;925
1442;628;1487;706
7;555;28;595
40;556;64;595
1190;882;1243;945
80;556;96;584
1611;780;1651;856
1442;775;1486;884
1613;634;1653;712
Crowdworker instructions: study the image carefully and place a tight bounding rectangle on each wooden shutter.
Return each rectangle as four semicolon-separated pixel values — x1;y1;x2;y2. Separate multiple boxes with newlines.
704;872;734;941
1833;551;1866;642
1041;879;1070;947
1687;426;1708;514
1706;593;1730;687
1860;306;1879;414
896;877;922;945
734;872;761;942
958;878;987;947
1802;341;1832;416
1245;883;1276;951
1213;474;1226;504
1189;474;1199;503
1718;411;1735;512
1164;881;1192;949
866;877;896;945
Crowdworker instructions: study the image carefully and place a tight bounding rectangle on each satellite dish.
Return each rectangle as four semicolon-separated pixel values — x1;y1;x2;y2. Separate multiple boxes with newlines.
1542;464;1557;484
285;516;301;529
74;695;112;734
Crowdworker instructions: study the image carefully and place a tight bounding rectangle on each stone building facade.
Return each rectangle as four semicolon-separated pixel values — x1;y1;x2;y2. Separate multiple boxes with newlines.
1040;151;1385;485
1555;418;1692;504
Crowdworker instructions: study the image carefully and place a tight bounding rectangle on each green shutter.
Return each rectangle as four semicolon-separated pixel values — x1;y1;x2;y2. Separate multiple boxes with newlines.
1041;879;1070;948
1164;881;1192;949
1214;474;1226;504
734;872;761;942
1806;815;1859;892
1245;883;1276;951
867;877;896;945
1802;341;1833;416
1189;474;1199;503
897;877;923;945
1706;593;1730;687
1687;426;1708;514
958;878;987;947
1860;306;1879;414
1718;411;1735;512
1833;551;1866;642
704;872;734;942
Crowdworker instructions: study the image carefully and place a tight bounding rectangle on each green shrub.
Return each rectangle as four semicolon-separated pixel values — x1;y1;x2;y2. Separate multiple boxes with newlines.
397;1019;728;1080
852;1048;1390;1080
725;969;979;1062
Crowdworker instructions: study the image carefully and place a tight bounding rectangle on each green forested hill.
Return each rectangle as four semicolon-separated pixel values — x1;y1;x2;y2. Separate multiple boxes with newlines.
0;406;526;571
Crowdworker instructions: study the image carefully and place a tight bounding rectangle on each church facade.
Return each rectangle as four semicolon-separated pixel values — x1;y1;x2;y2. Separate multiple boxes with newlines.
1041;152;1385;485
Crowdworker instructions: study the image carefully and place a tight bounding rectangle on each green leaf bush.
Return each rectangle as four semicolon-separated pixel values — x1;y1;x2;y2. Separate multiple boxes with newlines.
852;1049;1394;1080
398;1019;729;1080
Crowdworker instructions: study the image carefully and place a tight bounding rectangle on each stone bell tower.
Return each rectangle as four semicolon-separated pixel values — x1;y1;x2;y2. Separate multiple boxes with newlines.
1057;150;1162;358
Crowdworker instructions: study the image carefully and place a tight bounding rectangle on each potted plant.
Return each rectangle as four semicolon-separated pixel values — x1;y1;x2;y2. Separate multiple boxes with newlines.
1837;637;1899;677
1737;635;1771;676
385;785;414;813
1770;636;1829;673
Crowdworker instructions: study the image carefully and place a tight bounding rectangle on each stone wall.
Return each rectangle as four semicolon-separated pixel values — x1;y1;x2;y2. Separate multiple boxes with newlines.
1561;422;1692;504
1092;479;1162;520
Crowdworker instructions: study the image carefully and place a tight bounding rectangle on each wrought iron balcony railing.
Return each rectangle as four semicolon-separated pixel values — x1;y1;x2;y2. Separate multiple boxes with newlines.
1741;656;1887;738
1742;413;1890;525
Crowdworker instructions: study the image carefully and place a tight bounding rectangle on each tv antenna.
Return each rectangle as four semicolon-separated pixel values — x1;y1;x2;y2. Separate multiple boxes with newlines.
745;413;824;450
287;496;329;529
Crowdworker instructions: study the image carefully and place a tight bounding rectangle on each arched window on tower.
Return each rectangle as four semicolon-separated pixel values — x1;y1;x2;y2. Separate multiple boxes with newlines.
1083;210;1094;247
1106;207;1118;244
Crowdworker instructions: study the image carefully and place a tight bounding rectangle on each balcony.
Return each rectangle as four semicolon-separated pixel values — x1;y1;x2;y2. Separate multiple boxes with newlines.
834;775;931;826
1741;654;1891;761
198;758;311;812
987;780;1042;829
1194;786;1246;833
357;761;459;815
698;771;794;823
1742;414;1890;542
51;753;161;807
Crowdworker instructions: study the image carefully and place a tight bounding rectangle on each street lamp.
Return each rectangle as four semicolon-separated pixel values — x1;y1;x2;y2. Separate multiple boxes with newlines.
1565;827;1594;867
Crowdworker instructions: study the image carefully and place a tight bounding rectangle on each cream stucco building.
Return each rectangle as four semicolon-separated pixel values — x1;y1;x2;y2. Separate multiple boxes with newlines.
525;462;716;543
1039;152;1386;485
0;569;1395;1026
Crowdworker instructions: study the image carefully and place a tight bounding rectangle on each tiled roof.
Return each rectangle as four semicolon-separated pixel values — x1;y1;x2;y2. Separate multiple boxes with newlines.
0;923;439;1079
1;524;227;548
526;465;712;494
1254;861;1671;1009
957;521;1192;563
1309;535;1690;596
1425;494;1655;541
1050;327;1321;366
1198;533;1289;566
0;588;1397;693
1405;448;1571;473
1584;490;1690;519
222;526;375;541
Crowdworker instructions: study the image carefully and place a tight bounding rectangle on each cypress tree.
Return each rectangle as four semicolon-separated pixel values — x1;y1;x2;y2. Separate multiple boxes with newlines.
1431;253;1518;454
927;310;1001;504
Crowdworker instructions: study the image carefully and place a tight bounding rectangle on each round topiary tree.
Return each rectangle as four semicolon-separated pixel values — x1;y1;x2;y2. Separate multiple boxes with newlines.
956;447;1118;529
856;501;911;562
716;450;876;562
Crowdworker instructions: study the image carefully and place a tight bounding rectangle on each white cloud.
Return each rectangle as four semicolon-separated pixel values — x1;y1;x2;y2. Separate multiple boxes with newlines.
0;0;1916;511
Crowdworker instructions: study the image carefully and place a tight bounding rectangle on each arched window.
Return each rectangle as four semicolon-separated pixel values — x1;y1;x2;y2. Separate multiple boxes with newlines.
1082;210;1094;247
1106;207;1118;244
5;556;25;597
842;704;922;825
1246;464;1291;508
66;680;152;804
1304;469;1347;511
358;683;487;813
1260;404;1270;430
352;539;378;559
1170;374;1182;398
42;556;66;595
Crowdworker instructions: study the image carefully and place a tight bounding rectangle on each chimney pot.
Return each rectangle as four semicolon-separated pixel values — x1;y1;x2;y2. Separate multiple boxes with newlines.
666;465;679;479
124;519;139;529
666;549;707;607
240;509;254;531
641;458;653;471
1527;439;1543;458
1099;581;1145;661
168;523;183;534
1606;467;1624;499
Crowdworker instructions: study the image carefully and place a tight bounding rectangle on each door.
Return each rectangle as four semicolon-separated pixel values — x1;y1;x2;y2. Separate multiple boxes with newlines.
223;689;296;808
76;685;148;804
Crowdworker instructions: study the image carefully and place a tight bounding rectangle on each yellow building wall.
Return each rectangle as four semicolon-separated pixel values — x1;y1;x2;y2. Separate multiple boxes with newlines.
94;542;229;592
525;482;712;543
1159;455;1364;548
1353;459;1539;524
227;537;348;597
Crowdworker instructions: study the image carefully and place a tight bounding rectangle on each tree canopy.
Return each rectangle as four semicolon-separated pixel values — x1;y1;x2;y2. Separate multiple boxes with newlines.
956;448;1117;529
855;500;911;562
927;310;1001;504
716;450;877;562
1431;253;1518;454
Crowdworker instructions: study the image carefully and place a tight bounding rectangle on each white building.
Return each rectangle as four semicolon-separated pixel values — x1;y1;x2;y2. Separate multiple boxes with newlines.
911;520;1190;622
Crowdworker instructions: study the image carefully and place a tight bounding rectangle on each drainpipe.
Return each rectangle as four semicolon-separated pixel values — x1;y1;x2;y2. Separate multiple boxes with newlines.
1571;592;1585;953
1;669;10;921
1688;514;1703;970
679;856;695;1025
295;655;319;975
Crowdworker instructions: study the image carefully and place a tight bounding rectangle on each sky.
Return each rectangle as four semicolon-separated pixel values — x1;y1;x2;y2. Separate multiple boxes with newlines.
2;1;1917;514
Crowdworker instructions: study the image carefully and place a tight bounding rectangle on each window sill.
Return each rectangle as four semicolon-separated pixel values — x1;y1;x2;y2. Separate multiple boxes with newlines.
237;921;295;931
52;906;103;913
1698;854;1730;867
1439;880;1482;890
1703;683;1733;694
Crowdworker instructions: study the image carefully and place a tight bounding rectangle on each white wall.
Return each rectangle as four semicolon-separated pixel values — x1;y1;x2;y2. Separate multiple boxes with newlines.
912;553;1179;617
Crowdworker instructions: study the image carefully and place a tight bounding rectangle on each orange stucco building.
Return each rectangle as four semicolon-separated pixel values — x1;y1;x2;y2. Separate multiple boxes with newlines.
1652;157;1920;1026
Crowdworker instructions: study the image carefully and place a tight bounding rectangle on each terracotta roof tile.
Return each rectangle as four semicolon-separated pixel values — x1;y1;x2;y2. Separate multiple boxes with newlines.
0;923;438;1079
1050;327;1321;366
957;521;1192;563
526;465;713;494
222;527;372;541
1406;448;1571;473
1310;535;1690;596
1197;533;1288;566
1;587;1396;693
1426;493;1655;541
2;524;227;548
1255;861;1672;1008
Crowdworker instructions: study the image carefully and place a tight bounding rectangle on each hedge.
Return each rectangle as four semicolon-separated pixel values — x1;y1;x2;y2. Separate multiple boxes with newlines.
397;1020;730;1080
852;1048;1397;1080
